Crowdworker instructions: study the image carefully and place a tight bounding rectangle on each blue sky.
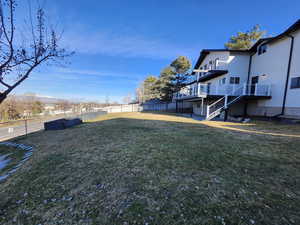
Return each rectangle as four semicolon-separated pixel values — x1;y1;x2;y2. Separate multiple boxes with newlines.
13;0;300;102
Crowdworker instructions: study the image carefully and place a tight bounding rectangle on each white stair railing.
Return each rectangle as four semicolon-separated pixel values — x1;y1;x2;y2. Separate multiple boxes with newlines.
206;85;245;120
206;96;227;120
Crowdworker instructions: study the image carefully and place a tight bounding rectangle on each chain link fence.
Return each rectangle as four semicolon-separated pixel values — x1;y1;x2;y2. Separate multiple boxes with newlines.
0;111;106;141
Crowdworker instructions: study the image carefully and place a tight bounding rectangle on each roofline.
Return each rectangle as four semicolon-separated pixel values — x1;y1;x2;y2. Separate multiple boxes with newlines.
198;70;228;82
249;37;273;52
193;19;300;73
201;49;249;53
192;49;249;74
250;19;300;52
268;19;300;43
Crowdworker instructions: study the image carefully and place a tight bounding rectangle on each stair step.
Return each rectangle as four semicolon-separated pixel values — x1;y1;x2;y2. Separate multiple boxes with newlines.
206;95;244;121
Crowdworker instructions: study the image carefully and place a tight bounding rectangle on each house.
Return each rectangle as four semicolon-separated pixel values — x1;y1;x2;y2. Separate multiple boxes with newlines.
174;19;300;120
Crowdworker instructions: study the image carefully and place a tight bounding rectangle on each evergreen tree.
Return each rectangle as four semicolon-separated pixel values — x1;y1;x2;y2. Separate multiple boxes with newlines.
155;67;175;102
225;25;266;50
136;75;159;103
170;56;192;93
137;56;191;103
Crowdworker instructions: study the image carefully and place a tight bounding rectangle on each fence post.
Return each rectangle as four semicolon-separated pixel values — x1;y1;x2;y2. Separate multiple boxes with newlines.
25;120;28;136
201;98;204;115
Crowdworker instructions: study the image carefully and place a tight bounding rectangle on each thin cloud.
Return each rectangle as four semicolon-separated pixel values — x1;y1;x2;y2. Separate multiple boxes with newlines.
30;68;140;83
56;68;140;80
62;30;198;60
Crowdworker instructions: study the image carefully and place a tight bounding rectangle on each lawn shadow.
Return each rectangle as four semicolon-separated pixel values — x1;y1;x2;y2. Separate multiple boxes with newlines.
120;111;300;138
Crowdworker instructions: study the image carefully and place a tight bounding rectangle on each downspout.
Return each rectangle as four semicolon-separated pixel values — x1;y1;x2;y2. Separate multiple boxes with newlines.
243;54;253;117
281;34;295;116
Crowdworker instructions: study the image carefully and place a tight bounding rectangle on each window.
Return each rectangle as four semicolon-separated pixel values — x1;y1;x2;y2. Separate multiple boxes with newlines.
219;77;226;85
291;77;300;89
199;67;203;76
230;77;240;84
258;44;267;55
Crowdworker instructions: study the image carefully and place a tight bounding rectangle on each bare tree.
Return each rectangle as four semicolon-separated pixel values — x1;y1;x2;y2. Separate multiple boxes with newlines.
0;0;73;104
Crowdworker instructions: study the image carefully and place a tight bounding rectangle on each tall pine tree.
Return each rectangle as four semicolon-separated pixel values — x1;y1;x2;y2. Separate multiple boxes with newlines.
225;25;266;50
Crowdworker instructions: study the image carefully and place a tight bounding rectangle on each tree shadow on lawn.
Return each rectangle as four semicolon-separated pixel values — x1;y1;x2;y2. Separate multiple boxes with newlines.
1;115;300;225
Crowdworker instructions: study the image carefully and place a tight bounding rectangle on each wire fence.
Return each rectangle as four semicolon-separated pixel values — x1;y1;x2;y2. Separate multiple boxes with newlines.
0;111;107;141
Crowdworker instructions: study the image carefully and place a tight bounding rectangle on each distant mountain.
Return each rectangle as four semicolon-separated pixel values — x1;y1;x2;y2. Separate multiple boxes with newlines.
10;94;70;104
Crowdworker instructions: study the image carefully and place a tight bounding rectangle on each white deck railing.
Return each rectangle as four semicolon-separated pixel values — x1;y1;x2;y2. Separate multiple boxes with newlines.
173;83;272;100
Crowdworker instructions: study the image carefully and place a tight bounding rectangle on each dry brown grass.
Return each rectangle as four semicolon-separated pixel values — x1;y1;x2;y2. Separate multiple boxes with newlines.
0;112;299;225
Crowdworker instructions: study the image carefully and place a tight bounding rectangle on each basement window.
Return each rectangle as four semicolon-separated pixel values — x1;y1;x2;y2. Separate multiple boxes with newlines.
230;77;240;84
291;77;300;89
258;44;267;55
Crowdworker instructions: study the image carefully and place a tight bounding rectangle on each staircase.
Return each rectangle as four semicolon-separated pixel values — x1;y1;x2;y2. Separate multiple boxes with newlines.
206;86;244;121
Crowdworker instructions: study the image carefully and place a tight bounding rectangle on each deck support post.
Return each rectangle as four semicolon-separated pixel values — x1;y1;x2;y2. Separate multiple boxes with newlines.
243;83;247;95
255;83;258;96
224;95;228;109
201;98;204;116
224;109;228;121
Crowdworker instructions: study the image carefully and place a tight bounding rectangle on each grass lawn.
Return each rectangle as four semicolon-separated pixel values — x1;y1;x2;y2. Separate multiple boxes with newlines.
0;112;300;225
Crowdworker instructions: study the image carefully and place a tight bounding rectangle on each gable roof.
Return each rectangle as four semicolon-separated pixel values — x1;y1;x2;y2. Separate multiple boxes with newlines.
192;19;300;74
248;37;273;52
250;19;300;52
269;19;300;42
